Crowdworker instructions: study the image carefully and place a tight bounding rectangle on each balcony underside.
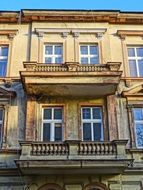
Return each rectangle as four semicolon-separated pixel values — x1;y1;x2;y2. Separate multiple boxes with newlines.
16;159;131;175
22;82;119;97
20;62;122;96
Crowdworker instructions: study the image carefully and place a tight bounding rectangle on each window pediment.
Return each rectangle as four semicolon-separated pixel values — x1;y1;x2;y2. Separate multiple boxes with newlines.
0;29;18;40
117;30;143;40
35;28;107;39
0;87;16;98
123;84;143;97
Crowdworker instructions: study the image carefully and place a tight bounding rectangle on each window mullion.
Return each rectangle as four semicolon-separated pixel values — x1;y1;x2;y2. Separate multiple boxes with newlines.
135;48;140;77
88;45;90;64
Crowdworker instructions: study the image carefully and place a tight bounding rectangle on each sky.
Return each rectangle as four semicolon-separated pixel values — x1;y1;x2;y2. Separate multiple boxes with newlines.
0;0;143;12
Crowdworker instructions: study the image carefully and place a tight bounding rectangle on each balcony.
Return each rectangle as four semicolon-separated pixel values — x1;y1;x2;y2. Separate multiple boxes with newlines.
16;140;132;175
20;62;122;97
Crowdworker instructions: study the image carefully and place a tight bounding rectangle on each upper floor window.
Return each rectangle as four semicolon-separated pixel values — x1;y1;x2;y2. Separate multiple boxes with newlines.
80;44;99;64
81;107;103;141
44;44;63;64
0;109;4;146
128;47;143;77
133;108;143;148
42;107;63;141
0;46;8;77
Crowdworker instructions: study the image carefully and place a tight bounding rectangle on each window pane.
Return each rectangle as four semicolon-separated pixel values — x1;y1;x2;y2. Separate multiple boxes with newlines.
80;46;88;55
0;47;8;56
128;48;135;57
81;58;88;64
43;109;52;120
55;46;62;55
92;108;101;119
55;57;62;64
136;124;143;147
138;60;143;77
0;61;7;77
43;123;50;141
55;123;62;141
93;123;102;141
54;108;62;119
45;46;52;55
0;110;3;121
83;123;91;141
90;46;98;55
133;108;143;120
129;60;137;77
82;108;91;119
45;57;52;63
137;48;143;57
90;57;99;64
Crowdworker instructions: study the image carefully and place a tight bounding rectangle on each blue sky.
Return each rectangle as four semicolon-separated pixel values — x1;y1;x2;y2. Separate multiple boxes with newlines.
0;0;143;12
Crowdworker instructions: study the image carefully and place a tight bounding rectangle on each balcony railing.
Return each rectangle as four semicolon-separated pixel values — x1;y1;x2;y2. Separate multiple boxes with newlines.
23;62;121;72
20;140;128;160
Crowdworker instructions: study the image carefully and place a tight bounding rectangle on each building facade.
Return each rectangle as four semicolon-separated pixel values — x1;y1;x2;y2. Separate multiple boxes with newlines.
0;9;143;190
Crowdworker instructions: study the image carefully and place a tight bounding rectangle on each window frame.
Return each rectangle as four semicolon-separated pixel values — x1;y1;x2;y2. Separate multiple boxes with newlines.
81;106;104;141
132;107;143;148
42;106;64;142
127;46;143;77
0;45;9;77
44;44;63;64
79;44;99;64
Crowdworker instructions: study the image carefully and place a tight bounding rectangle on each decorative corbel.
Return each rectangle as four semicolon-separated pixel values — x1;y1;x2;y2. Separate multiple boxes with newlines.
72;32;79;38
96;32;104;39
61;32;68;39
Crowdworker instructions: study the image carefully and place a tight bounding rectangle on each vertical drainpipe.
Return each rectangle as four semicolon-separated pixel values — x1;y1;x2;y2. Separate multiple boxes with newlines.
27;21;32;62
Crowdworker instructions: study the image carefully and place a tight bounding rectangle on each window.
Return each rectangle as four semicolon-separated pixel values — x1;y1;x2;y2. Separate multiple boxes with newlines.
80;44;99;64
0;109;4;146
44;44;63;64
133;108;143;148
0;46;8;77
81;107;103;141
42;107;63;141
127;47;143;77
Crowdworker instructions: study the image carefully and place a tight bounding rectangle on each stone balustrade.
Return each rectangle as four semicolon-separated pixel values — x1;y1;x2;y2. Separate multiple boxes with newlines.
31;142;69;156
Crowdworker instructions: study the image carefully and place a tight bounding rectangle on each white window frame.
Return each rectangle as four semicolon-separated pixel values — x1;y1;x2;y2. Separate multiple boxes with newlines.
44;44;63;64
133;108;143;148
42;107;63;141
80;44;99;64
81;107;103;141
128;46;143;77
0;46;9;77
